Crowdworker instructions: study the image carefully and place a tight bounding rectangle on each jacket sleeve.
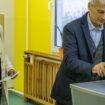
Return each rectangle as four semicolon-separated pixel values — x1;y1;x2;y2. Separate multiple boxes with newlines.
0;24;14;75
5;55;14;72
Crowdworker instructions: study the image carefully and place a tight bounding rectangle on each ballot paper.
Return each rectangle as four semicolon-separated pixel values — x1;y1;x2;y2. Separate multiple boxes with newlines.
0;72;19;83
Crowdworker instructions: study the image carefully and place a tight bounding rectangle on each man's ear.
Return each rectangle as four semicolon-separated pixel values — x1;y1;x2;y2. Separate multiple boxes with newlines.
88;2;94;14
88;2;91;10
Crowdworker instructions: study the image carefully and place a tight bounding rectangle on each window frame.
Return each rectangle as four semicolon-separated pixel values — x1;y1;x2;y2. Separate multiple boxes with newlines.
51;0;63;53
51;0;89;53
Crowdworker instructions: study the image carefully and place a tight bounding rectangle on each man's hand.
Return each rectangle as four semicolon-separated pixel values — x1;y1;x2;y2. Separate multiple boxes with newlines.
92;62;105;77
8;69;18;79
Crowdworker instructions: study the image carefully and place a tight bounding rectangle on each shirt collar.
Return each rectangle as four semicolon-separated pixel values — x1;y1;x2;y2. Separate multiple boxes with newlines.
87;13;103;31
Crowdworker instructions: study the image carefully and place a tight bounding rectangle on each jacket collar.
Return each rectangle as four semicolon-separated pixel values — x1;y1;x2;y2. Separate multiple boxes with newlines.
81;12;105;61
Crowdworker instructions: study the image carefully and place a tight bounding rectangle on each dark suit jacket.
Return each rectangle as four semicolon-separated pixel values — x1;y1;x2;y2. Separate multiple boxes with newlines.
51;13;105;105
0;58;1;97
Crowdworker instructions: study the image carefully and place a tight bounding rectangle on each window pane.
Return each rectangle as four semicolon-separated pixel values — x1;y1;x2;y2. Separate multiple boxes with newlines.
55;0;89;47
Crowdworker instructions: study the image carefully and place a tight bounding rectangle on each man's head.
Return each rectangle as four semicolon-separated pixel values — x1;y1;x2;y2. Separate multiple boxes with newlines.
88;0;105;28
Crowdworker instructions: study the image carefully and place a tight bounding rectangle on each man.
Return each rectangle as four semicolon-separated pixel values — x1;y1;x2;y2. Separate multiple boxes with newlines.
51;0;105;105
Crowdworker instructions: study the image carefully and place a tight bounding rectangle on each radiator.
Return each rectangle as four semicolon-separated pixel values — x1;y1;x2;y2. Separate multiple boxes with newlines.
24;51;61;105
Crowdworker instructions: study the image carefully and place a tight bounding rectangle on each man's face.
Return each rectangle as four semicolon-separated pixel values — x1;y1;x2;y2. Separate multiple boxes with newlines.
89;2;105;28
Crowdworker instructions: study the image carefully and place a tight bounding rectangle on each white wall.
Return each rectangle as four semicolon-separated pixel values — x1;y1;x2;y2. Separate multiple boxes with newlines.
0;0;14;64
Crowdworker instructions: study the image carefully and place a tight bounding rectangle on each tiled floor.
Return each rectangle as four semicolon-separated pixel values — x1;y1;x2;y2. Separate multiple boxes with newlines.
9;92;40;105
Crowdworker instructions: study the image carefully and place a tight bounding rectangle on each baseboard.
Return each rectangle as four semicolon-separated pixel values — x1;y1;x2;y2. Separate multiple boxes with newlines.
8;88;24;97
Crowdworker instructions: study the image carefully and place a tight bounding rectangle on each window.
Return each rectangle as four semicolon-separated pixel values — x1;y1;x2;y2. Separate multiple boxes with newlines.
52;0;89;52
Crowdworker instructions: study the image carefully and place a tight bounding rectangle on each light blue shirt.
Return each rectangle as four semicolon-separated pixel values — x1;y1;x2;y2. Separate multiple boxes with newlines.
87;14;104;48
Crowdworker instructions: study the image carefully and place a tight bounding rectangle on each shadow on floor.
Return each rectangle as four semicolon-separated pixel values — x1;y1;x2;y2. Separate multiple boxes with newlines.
9;91;41;105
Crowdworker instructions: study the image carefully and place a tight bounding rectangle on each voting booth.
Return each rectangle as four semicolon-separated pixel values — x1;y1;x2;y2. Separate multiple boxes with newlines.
70;80;105;105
